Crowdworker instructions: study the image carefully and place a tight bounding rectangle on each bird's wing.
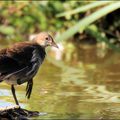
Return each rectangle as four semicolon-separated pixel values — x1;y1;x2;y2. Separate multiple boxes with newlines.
0;43;37;80
0;56;20;76
6;42;37;67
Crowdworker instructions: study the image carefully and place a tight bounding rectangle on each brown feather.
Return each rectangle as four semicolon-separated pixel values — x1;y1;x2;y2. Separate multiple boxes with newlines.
0;41;46;84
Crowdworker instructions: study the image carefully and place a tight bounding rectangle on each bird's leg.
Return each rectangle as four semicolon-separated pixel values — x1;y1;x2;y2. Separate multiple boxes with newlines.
11;85;19;106
26;79;33;99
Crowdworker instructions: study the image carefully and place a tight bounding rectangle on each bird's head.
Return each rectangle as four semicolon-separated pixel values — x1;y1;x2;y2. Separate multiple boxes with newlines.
33;32;58;48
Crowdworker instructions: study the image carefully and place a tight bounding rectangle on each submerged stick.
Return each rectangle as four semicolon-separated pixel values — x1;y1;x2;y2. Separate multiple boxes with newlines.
0;105;39;120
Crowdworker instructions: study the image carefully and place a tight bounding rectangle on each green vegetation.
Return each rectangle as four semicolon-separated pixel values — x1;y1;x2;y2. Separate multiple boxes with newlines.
0;1;120;50
1;1;120;119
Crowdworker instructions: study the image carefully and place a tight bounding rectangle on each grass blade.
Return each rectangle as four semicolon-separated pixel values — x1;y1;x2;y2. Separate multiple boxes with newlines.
56;1;112;18
55;2;120;42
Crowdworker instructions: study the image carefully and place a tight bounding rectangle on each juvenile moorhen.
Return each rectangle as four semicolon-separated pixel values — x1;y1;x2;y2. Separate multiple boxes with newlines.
0;32;58;106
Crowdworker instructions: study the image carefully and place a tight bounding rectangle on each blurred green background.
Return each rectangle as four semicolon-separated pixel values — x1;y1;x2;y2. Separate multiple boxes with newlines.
1;1;120;120
0;1;120;48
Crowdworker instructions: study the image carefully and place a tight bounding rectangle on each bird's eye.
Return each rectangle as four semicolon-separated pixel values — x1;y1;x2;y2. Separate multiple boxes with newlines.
45;37;49;40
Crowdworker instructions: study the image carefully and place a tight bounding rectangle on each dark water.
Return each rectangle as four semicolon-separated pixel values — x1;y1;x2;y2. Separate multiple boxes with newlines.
1;42;120;119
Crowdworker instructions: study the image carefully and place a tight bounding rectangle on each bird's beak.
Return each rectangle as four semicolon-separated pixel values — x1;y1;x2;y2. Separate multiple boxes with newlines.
51;41;59;48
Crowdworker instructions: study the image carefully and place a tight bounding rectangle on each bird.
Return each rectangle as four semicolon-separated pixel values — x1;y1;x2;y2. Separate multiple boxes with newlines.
0;32;58;106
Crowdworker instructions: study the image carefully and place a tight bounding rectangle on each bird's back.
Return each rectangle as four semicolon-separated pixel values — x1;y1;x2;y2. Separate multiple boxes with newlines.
0;42;46;85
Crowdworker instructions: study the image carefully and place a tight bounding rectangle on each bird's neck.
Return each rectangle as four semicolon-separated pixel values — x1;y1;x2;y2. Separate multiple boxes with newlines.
34;44;46;59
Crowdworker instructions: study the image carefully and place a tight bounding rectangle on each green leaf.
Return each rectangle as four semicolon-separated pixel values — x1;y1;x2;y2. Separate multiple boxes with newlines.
56;1;113;18
55;2;120;42
0;25;15;35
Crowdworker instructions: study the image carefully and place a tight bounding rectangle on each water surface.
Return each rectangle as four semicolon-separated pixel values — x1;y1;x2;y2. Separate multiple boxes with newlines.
0;42;120;119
